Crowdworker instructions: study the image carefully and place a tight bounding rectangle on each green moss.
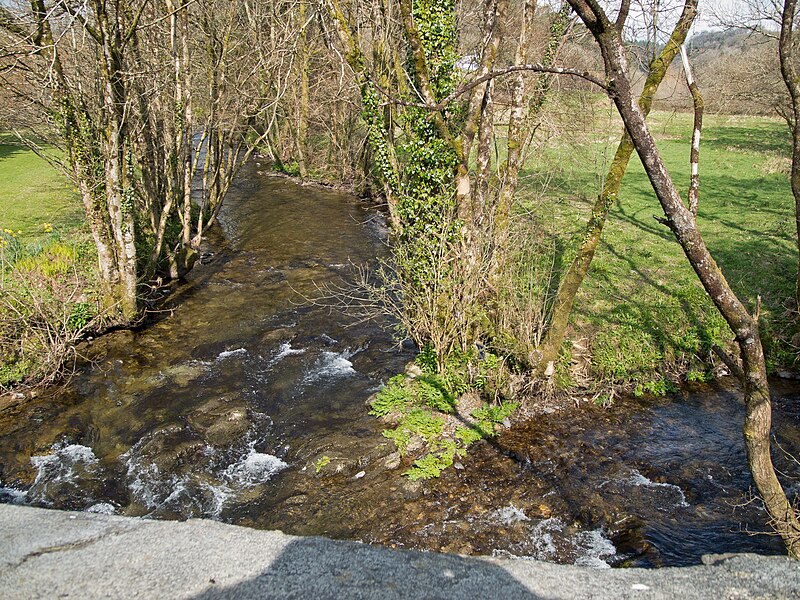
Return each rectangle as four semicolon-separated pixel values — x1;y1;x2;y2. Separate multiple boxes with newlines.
455;425;484;446
471;401;519;437
633;378;678;398
314;455;331;473
415;374;456;413
398;408;444;441
383;428;412;455
403;440;457;481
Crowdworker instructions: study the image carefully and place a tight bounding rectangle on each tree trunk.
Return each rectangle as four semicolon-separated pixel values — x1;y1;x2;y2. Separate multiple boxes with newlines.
295;0;310;180
536;0;697;375
779;0;800;317
567;0;800;557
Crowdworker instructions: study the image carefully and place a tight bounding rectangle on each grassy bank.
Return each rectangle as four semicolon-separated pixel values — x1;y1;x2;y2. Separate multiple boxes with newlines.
0;138;84;239
520;108;796;390
0;139;98;389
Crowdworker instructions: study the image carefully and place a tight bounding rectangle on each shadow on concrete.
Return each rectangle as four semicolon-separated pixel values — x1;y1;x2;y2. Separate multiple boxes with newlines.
191;536;551;600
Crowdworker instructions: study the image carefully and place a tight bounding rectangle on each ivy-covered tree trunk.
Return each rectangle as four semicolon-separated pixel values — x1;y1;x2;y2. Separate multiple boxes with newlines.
567;0;800;558
324;0;579;365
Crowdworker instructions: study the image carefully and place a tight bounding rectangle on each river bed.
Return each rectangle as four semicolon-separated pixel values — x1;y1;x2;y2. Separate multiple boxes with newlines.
1;172;798;568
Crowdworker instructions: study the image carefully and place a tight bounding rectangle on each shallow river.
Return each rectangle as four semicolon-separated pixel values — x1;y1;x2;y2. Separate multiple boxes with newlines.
1;172;799;568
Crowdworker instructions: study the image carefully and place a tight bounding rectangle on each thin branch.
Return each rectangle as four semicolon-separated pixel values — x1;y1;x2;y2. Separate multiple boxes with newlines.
372;63;608;112
56;0;102;43
615;0;631;31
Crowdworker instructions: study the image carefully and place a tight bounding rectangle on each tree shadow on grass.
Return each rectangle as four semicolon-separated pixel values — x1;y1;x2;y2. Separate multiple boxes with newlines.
571;238;726;367
190;536;551;600
701;125;791;157
609;172;795;310
0;143;26;162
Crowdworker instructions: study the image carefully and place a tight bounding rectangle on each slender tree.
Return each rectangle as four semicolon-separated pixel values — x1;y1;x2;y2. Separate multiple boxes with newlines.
535;0;698;375
0;1;295;320
779;0;800;317
567;0;800;557
324;0;595;366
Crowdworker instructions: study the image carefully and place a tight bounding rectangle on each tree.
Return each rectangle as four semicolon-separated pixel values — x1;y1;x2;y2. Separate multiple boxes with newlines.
324;0;595;368
779;0;800;317
566;0;800;557
535;0;699;376
0;1;291;322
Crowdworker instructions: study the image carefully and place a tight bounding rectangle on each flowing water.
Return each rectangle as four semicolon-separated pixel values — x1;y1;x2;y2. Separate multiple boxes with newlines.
1;171;799;568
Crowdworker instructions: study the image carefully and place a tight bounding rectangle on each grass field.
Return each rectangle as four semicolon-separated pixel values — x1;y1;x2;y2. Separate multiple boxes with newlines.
0;139;96;389
0;138;83;240
519;106;797;385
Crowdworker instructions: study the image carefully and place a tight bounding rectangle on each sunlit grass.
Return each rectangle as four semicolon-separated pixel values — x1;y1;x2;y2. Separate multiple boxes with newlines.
0;138;83;241
520;108;797;381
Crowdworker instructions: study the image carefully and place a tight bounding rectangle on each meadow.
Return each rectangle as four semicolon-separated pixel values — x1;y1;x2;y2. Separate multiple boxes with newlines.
0;136;83;241
521;106;796;388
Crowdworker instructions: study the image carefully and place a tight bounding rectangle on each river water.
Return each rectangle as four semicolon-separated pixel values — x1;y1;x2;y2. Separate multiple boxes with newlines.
1;172;799;568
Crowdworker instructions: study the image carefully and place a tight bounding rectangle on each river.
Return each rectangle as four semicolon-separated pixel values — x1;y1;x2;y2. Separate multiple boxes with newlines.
1;171;798;568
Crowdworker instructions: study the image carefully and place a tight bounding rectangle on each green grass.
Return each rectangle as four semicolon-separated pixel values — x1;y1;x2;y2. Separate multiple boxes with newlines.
0;138;97;389
520;109;798;382
0;139;83;240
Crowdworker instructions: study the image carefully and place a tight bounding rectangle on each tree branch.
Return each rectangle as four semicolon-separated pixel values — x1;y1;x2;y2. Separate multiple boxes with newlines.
615;0;631;31
372;62;608;112
680;44;703;218
397;0;455;146
56;0;102;43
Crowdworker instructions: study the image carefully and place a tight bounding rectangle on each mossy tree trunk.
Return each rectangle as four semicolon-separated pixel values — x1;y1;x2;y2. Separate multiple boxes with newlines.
324;0;578;361
567;0;800;558
535;0;698;375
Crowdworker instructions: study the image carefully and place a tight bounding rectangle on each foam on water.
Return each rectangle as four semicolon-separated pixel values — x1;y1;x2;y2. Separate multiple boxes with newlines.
216;348;248;361
223;450;288;486
18;443;104;508
122;413;287;519
271;342;306;363
0;484;27;504
303;350;357;382
30;444;98;488
87;502;117;515
492;504;531;525
528;517;563;560
572;529;617;569
629;469;689;507
497;517;617;568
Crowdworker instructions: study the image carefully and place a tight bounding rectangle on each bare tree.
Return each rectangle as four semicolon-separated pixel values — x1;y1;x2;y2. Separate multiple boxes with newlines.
0;1;295;320
535;0;698;376
567;0;800;557
323;0;590;364
779;0;800;317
